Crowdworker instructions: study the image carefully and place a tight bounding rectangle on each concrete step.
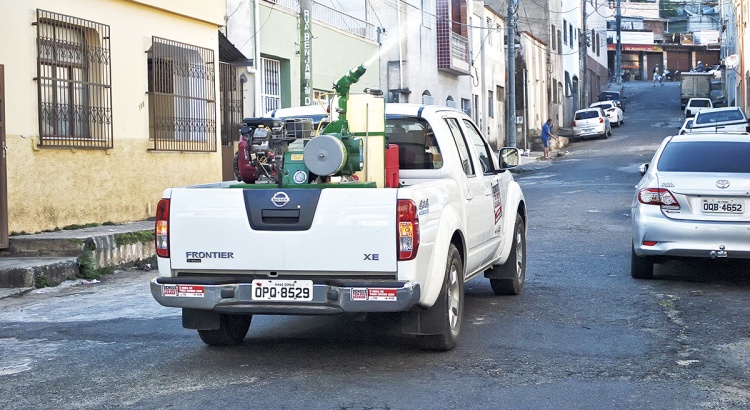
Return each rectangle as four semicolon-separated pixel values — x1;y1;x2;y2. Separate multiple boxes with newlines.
0;257;79;288
0;221;156;288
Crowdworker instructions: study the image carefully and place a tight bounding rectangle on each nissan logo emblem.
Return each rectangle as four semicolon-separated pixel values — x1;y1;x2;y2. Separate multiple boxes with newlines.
271;192;290;207
716;180;730;189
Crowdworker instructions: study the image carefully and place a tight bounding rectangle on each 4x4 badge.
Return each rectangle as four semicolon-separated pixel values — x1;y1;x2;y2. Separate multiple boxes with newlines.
271;192;290;207
716;180;730;189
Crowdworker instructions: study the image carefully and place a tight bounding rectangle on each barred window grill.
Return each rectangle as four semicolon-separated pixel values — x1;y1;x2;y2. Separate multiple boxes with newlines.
36;9;113;149
148;37;216;152
261;57;281;114
219;62;244;146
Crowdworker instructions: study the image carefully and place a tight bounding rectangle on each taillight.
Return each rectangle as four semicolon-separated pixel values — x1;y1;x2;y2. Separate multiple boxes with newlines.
638;188;680;209
155;198;170;258
599;117;604;123
397;199;420;261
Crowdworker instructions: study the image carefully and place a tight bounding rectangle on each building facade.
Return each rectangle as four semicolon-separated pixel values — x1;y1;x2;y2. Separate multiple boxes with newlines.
0;0;224;236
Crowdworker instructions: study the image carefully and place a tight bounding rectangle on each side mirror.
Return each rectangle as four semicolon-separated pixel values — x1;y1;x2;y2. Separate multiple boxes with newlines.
639;163;649;176
498;147;520;169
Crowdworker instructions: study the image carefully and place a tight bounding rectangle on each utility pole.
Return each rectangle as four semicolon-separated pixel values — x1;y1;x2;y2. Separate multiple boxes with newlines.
507;0;516;148
615;0;622;85
581;0;589;106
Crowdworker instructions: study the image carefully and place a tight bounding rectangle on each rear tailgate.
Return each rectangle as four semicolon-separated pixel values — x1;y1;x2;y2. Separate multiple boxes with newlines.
167;187;398;272
658;173;750;222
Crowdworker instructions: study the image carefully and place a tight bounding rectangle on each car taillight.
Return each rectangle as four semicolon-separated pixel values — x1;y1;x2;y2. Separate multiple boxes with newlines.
155;198;170;258
397;199;420;261
638;188;680;209
599;117;604;123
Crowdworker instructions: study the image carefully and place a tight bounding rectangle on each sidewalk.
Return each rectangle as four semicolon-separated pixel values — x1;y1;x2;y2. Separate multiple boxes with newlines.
0;220;155;297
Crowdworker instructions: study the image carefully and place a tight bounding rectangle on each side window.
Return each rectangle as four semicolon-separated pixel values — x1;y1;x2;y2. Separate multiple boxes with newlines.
446;117;474;176
462;119;495;174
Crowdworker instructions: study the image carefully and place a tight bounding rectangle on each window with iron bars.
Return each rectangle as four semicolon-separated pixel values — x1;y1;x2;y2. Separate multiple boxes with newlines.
261;57;281;114
147;37;216;152
35;9;112;149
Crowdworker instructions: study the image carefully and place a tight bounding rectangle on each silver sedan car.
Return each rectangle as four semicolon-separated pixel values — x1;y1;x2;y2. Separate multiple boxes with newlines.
631;133;750;279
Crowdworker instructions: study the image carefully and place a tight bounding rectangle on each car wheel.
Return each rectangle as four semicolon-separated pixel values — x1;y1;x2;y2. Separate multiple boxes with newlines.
198;314;252;346
631;246;655;279
489;214;526;296
620;119;624;126
416;244;464;351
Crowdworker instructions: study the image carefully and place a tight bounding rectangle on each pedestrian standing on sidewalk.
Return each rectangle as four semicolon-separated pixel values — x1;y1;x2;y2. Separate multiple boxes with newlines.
653;65;660;86
541;119;558;159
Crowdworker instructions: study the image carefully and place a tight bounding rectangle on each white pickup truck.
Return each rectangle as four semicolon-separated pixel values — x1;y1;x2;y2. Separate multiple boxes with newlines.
150;103;527;351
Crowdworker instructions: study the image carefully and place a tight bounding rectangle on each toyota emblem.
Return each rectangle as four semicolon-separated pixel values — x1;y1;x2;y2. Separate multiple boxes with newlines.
271;192;290;207
716;179;730;189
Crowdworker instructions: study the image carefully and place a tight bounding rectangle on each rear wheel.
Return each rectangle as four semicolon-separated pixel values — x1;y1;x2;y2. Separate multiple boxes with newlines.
489;214;526;295
631;246;655;279
198;314;252;346
416;244;464;351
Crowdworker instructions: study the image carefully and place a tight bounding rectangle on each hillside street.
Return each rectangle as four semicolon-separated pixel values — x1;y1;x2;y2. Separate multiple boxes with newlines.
1;80;749;409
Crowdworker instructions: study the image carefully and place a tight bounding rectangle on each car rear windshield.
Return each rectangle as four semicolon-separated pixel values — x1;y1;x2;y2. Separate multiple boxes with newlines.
575;111;599;120
694;109;746;125
690;100;712;108
658;141;750;173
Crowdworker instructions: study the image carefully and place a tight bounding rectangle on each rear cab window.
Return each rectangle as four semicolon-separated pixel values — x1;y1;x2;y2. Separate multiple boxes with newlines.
386;118;443;170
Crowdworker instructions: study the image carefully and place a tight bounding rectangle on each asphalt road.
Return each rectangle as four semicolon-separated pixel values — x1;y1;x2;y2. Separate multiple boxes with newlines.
1;80;749;409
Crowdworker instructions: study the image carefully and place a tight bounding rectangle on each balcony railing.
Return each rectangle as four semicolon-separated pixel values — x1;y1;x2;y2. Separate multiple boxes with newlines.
267;0;377;42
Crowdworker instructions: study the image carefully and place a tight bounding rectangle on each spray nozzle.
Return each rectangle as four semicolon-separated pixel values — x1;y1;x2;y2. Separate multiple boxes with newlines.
333;64;367;97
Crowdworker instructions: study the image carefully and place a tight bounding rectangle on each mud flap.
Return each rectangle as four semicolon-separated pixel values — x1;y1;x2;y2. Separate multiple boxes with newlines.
400;284;448;336
182;308;220;330
484;264;514;279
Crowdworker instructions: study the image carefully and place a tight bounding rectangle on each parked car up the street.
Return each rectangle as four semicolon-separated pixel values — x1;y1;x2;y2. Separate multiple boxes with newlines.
572;108;611;141
590;100;623;127
687;107;750;134
684;98;712;118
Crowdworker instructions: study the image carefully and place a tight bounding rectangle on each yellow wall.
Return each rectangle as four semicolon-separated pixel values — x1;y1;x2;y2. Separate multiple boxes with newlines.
0;0;223;233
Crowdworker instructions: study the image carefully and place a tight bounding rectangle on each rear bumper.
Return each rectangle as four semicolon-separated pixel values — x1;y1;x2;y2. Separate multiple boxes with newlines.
632;209;750;259
573;124;606;137
150;277;421;315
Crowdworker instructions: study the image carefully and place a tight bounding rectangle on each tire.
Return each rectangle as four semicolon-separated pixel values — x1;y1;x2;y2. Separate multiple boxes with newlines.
489;214;526;295
232;152;241;182
416;244;464;351
631;246;655;279
198;314;252;346
620;119;624;126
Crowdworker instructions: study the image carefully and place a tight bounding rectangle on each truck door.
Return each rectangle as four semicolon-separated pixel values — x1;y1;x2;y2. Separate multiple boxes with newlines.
459;118;507;266
445;117;493;274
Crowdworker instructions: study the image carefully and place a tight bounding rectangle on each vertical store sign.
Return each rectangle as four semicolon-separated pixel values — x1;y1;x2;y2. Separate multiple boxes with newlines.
300;0;313;106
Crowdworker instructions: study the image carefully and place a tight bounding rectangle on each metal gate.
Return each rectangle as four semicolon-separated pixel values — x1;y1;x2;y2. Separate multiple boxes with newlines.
219;62;244;181
0;65;8;249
